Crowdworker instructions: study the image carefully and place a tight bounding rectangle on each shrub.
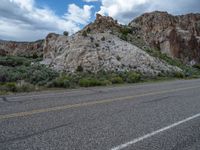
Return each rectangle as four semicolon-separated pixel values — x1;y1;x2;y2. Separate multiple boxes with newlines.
32;53;39;59
78;77;110;87
110;76;123;84
174;72;185;78
120;26;132;35
100;80;112;86
120;34;128;41
79;78;100;87
116;56;121;61
4;82;17;92
16;81;36;92
76;65;84;72
193;64;200;69
63;31;69;36
101;36;105;41
27;64;58;85
86;27;91;33
0;82;36;93
82;31;87;37
95;43;100;47
0;56;31;67
50;75;72;88
0;62;58;85
126;72;141;83
0;66;26;82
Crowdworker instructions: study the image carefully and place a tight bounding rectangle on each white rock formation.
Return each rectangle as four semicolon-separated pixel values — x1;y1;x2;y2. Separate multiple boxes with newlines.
43;32;181;76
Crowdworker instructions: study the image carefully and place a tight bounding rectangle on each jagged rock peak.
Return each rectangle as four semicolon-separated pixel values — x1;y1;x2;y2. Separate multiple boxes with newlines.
95;13;118;24
82;14;121;33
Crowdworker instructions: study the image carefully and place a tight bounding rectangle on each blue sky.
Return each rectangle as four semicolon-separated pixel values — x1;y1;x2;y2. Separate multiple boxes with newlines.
0;0;199;41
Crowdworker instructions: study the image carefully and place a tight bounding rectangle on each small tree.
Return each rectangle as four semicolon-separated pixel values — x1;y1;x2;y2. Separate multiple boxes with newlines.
82;31;87;37
76;65;83;72
63;31;69;36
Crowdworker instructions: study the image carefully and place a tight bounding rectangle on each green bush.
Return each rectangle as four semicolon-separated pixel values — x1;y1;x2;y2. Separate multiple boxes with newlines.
79;78;101;87
99;80;112;86
16;81;36;92
50;75;72;88
101;36;105;41
63;31;69;36
120;34;128;41
193;64;200;70
26;64;58;85
86;27;91;33
0;63;58;85
174;72;185;78
120;26;132;36
110;76;123;84
76;65;84;72
0;82;36;93
82;31;87;37
0;56;31;67
126;72;141;83
4;82;17;92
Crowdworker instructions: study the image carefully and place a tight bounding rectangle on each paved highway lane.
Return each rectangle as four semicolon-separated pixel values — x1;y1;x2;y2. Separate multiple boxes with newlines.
0;79;200;150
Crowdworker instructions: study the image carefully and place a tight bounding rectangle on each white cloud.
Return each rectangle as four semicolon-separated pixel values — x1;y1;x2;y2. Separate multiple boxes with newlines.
83;0;99;2
0;0;93;41
98;0;200;24
64;4;93;25
98;0;152;23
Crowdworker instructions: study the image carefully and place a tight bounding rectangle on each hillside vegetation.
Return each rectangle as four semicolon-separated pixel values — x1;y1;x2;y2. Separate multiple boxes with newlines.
1;55;200;95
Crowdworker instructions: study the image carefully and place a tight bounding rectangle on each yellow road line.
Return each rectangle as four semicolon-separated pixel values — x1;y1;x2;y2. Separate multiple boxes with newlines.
0;85;199;120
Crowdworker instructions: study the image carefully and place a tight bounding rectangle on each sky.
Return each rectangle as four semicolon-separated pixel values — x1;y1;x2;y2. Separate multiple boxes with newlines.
0;0;199;41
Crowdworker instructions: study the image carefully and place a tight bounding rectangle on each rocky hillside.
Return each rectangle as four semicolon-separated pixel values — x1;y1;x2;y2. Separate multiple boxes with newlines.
0;40;43;57
42;14;181;76
129;11;200;65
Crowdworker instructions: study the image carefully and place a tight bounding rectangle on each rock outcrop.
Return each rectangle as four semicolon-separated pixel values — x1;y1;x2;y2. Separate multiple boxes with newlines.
42;14;181;76
129;11;200;64
0;40;43;57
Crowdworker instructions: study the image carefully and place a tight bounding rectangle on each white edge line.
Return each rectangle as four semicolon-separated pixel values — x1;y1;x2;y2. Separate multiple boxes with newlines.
111;113;200;150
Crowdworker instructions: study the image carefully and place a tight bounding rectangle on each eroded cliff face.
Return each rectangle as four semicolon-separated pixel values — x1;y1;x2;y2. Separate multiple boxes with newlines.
0;40;43;57
129;11;200;64
42;14;181;76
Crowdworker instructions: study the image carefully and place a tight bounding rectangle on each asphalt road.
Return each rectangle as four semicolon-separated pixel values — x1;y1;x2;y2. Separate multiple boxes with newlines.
1;79;200;150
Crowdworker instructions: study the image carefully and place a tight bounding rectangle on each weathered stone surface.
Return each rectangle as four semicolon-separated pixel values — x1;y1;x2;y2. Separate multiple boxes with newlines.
129;11;200;64
43;31;181;76
81;14;121;34
0;40;43;57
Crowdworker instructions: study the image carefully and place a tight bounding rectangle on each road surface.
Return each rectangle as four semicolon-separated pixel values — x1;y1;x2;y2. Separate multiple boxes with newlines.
0;79;200;150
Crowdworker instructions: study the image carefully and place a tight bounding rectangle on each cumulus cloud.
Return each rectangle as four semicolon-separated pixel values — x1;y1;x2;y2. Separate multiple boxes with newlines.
83;0;99;2
0;0;93;41
98;0;200;24
64;4;93;25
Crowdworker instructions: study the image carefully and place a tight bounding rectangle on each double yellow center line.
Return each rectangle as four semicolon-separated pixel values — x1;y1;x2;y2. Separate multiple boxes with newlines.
0;85;199;120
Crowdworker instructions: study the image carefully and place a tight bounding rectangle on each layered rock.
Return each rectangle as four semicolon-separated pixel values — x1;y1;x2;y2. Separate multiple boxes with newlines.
81;14;121;34
0;40;43;57
129;11;200;64
42;15;181;76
